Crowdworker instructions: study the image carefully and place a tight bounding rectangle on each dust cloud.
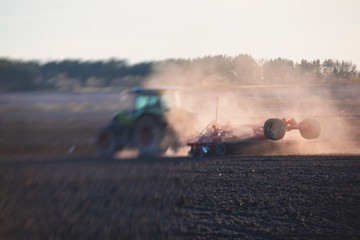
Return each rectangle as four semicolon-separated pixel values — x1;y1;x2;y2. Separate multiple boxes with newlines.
147;61;360;155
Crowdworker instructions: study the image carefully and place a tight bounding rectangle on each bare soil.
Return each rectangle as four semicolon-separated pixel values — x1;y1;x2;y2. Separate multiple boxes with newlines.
0;88;359;239
0;155;359;239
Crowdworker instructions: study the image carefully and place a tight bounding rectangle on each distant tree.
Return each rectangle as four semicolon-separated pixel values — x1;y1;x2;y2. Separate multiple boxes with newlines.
0;59;39;91
127;62;153;76
321;59;357;84
192;55;228;77
0;56;359;92
333;61;357;83
296;59;322;84
262;58;296;84
230;54;261;85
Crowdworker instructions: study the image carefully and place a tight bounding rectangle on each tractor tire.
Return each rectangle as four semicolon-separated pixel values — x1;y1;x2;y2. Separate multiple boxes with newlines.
263;118;286;140
215;142;227;156
300;118;321;139
96;126;118;158
133;115;169;157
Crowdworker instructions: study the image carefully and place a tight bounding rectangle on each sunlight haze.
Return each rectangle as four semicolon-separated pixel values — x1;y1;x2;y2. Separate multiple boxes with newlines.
1;0;359;66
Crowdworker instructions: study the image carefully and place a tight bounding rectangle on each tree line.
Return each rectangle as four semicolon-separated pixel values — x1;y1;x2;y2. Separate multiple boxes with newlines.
0;55;358;91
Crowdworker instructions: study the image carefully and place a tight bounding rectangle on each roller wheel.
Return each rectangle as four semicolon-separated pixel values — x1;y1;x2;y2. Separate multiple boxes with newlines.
263;118;286;140
300;118;321;139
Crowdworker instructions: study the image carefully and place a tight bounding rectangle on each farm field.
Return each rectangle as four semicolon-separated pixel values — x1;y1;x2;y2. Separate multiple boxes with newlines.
0;155;359;239
0;85;359;239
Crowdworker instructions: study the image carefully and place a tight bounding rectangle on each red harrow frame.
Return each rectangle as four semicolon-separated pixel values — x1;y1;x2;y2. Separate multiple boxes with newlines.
187;118;321;157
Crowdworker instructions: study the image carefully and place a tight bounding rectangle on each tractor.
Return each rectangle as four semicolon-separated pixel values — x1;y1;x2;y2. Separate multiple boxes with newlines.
96;86;196;158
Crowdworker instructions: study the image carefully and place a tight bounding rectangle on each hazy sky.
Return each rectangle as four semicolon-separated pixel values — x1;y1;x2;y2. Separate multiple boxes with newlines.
1;0;359;66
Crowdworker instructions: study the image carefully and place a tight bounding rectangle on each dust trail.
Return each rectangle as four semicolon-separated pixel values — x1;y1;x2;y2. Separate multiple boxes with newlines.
115;149;138;159
146;62;360;155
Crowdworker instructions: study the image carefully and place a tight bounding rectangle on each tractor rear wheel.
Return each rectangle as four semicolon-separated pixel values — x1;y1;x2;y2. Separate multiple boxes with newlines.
263;118;286;140
133;115;169;157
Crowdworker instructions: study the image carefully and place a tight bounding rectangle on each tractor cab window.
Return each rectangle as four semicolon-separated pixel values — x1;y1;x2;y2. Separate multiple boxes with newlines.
134;94;148;110
148;94;160;107
134;93;162;111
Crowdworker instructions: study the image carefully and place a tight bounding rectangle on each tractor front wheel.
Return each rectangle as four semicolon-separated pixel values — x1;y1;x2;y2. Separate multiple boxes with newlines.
96;126;118;158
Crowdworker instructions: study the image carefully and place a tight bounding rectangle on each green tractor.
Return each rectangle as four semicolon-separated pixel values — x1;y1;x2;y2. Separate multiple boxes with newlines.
96;86;195;158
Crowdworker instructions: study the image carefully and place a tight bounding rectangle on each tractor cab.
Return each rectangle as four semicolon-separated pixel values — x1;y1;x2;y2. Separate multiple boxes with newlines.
130;86;181;115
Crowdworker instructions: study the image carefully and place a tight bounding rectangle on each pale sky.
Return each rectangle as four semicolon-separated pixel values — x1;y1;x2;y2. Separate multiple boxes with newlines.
1;0;359;66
